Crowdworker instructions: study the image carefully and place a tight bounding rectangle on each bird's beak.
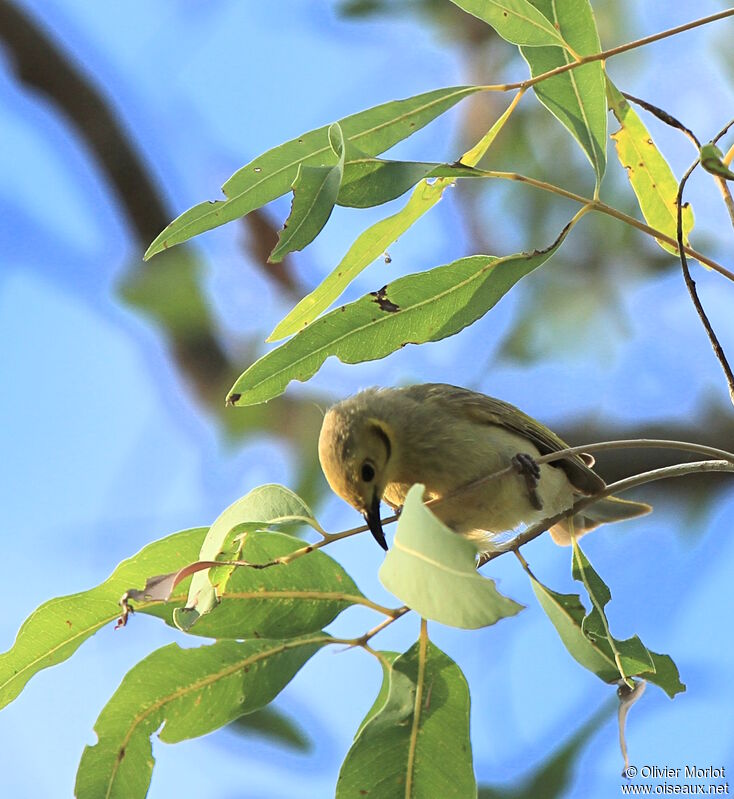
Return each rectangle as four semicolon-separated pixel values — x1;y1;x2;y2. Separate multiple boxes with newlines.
364;491;387;551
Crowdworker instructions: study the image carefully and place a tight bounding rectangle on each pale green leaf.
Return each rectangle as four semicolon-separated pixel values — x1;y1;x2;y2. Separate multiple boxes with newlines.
75;636;327;799
378;485;523;628
269;94;524;341
449;0;567;47
520;0;606;184
143;531;363;639
144;86;481;258
178;484;324;630
607;78;695;255
0;527;206;711
700;142;734;180
336;639;476;798
227;221;573;406
269;124;345;263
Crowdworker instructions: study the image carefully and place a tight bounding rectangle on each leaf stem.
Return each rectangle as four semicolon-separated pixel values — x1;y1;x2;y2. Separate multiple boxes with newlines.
405;618;429;799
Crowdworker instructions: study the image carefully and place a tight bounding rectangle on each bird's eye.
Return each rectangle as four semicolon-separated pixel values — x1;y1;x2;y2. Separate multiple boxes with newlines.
361;462;376;482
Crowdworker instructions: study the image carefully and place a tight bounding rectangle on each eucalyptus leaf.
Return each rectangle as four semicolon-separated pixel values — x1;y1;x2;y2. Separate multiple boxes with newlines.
228;705;312;752
227;220;574;407
178;484;324;630
336;639;476;798
448;0;568;47
607;78;694;256
144;86;480;258
520;0;606;185
269;94;523;341
700;142;734;180
379;485;523;628
269;123;346;263
144;531;364;639
0;527;206;711
75;636;327;799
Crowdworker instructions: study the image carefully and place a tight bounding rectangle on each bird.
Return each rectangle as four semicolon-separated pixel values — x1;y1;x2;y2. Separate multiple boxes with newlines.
317;383;650;552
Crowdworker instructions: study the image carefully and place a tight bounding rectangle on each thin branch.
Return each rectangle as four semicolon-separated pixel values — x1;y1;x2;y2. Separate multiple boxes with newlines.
480;459;734;565
711;118;734;231
479;9;734;93
676;159;734;404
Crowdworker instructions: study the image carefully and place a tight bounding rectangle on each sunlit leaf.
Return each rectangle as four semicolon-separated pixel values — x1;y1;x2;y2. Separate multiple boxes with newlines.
228;220;574;407
379;485;523;628
336;638;476;798
269;123;346;263
144;531;364;639
0;527;206;711
449;0;568;47
178;484;325;630
144;86;481;258
75;636;328;799
700;142;734;180
607;78;694;255
520;0;606;184
269;94;524;341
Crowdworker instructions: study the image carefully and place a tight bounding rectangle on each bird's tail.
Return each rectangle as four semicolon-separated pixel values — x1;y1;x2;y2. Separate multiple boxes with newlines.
549;495;651;546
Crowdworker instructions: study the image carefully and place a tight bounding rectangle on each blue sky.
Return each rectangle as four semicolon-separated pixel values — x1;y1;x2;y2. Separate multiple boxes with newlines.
1;2;733;797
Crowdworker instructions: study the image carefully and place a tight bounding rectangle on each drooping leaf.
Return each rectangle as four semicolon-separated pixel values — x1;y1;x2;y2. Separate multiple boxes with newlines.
528;545;685;697
700;142;734;180
0;527;206;711
178;484;325;630
144;86;481;258
227;220;574;407
227;705;312;752
74;636;327;799
336;638;476;798
448;0;568;47
379;485;523;628
143;531;364;639
607;78;695;255
520;0;606;184
269;123;346;263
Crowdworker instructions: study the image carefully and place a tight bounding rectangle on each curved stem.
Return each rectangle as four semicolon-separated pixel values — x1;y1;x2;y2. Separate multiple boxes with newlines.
405;618;429;799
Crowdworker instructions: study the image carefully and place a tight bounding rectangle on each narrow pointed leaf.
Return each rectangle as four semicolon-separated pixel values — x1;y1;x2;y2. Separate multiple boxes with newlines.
179;484;324;630
449;0;568;47
228;706;312;752
75;636;327;799
143;531;363;639
228;220;574;406
0;527;206;711
520;0;606;184
607;78;694;255
378;485;523;628
144;86;480;258
269;124;345;263
336;639;476;798
269;95;523;341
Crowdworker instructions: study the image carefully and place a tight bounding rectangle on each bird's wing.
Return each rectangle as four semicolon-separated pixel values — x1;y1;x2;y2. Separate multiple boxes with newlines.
402;383;604;495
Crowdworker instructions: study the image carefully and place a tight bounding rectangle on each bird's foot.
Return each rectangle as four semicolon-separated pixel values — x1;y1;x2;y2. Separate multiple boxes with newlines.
512;453;543;511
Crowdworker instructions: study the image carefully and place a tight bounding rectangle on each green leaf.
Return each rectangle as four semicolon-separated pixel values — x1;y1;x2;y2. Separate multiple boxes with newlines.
177;484;325;630
228;705;312;752
144;86;481;258
520;0;606;184
700;142;734;180
269;123;346;263
449;0;568;47
144;531;364;639
356;651;400;736
75;636;327;799
0;527;206;711
529;546;685;697
269;94;524;341
227;219;574;406
607;78;695;256
336;638;476;798
378;485;523;628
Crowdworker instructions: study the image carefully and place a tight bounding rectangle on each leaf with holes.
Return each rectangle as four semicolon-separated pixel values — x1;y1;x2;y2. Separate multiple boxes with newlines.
228;219;574;407
607;78;694;256
74;636;328;799
336;638;476;798
520;0;606;185
144;86;481;258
